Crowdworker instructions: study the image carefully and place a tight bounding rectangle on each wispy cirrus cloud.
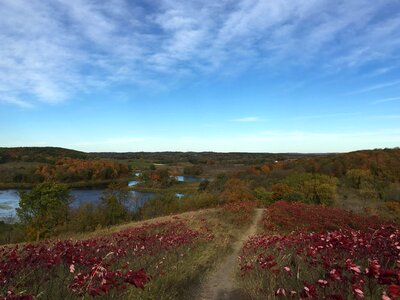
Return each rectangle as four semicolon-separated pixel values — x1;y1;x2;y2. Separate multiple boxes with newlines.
231;116;261;122
293;112;361;120
0;96;33;108
368;115;400;120
346;80;400;95
1;0;400;107
372;97;400;104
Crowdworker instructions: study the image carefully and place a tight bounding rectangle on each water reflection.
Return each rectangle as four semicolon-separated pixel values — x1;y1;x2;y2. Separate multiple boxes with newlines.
0;187;154;221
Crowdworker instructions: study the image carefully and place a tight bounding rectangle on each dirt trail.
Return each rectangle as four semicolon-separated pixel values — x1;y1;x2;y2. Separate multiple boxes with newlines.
197;208;264;300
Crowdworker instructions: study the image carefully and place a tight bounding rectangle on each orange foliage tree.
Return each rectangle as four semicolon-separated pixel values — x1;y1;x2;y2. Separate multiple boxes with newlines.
35;158;129;182
221;178;253;202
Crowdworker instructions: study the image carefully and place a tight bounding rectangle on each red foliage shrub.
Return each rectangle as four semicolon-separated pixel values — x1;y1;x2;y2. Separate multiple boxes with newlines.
0;220;211;298
264;201;384;232
240;225;400;299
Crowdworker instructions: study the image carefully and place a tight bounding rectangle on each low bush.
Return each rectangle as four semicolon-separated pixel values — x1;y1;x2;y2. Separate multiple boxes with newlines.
263;201;384;232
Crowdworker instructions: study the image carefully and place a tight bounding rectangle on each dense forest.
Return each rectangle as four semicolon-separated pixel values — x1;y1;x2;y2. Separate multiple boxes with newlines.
0;147;317;187
0;147;88;163
1;147;400;188
92;150;319;164
0;147;131;187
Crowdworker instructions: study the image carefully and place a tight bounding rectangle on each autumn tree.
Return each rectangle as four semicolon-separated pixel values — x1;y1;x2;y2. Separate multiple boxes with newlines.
260;164;271;173
271;183;292;202
147;168;175;188
35;158;130;182
221;178;253;202
17;182;71;241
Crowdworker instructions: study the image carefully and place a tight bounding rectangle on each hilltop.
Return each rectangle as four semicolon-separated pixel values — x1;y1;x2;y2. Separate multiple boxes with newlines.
1;202;399;299
0;147;87;163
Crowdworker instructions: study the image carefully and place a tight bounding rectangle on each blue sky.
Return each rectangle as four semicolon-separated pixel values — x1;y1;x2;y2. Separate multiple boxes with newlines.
1;0;400;152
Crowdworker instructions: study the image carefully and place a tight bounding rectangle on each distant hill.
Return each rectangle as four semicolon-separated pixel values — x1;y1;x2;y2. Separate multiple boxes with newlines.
276;147;400;180
91;151;321;165
0;147;87;163
0;147;130;187
2;147;399;172
0;147;320;165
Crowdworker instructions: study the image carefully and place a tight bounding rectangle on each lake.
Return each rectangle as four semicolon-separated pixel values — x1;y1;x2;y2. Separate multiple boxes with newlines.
0;177;200;221
175;176;205;183
0;180;154;221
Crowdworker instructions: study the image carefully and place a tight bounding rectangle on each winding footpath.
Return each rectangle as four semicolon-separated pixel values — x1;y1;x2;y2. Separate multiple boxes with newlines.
197;208;264;300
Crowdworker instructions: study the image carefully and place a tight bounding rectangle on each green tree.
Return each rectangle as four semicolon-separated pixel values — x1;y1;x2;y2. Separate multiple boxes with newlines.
346;169;379;206
254;186;273;205
315;183;337;206
140;193;180;219
345;169;372;189
281;172;338;205
100;183;131;226
271;183;292;202
68;203;102;232
302;176;338;205
286;191;306;203
17;182;71;241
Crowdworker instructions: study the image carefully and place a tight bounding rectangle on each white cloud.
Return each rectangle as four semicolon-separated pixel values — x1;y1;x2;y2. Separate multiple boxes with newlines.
231;116;261;122
0;96;33;108
1;0;400;106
